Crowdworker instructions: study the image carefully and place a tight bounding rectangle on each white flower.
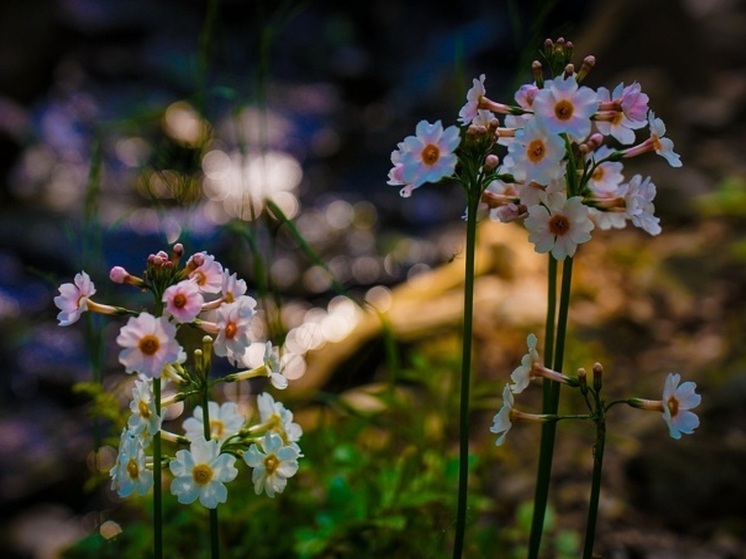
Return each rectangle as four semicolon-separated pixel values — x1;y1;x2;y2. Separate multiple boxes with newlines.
183;401;245;444
257;393;302;449
117;313;184;379
188;252;224;294
625;174;661;236
399;120;460;187
263;342;288;390
490;384;515;446
510;333;540;394
220;269;247;304
506;118;566;186
163;279;204;323
662;373;701;439
532;75;599;140
525;193;594;260
110;427;153;498
213;296;257;365
127;378;162;437
169;437;238;508
458;74;487;126
54;271;95;326
648;111;682;168
244;433;300;498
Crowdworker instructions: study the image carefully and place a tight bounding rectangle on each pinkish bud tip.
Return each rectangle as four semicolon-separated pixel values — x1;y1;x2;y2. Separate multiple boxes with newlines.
109;266;130;284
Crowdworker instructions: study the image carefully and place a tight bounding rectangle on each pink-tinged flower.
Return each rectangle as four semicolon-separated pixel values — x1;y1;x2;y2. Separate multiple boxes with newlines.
619;82;649;123
532;75;599;140
220;269;247;304
169;437;238;508
525;193;594;260
127;379;162;437
244;433;300;498
183;401;245;444
117;312;184;378
54;271;96;326
506;118;566;186
399;120;460;187
662;373;701;439
625;174;661;235
515;83;539;110
594;85;646;145
110;427;153;498
212;296;257;365
163;279;204;323
386;143;419;198
458;74;488;126
647;111;682;167
188;252;224;294
482;180;524;223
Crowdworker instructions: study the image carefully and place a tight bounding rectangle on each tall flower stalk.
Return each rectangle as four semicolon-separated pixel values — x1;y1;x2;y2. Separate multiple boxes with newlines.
388;37;693;558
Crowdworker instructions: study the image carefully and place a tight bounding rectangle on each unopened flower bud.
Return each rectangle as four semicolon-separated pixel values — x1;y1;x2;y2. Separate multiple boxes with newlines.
532;60;544;88
576;55;595;83
172;243;184;257
578;367;588;394
467;124;487;137
110;266;130;284
483;154;500;170
563;63;575;79
593;362;603;392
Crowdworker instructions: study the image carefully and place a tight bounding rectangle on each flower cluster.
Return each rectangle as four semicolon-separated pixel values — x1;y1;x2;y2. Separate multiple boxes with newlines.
55;244;302;508
387;38;682;259
491;334;701;446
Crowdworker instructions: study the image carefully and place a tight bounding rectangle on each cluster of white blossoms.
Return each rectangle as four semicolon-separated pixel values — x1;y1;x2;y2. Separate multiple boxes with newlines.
55;244;301;509
387;38;682;260
490;334;701;445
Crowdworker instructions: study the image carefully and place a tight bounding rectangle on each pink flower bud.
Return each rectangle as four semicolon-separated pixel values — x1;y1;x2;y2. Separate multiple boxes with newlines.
110;266;130;284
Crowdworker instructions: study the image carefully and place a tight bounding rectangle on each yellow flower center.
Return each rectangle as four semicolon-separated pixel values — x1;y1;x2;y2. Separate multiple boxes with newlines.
210;419;225;439
225;322;238;340
173;293;187;309
548;214;570;236
526;139;546;163
263;454;280;476
138;400;151;418
591;166;605;182
421;144;440;166
139;335;160;356
554;99;574;122
192;464;213;486
666;396;679;417
126;458;140;480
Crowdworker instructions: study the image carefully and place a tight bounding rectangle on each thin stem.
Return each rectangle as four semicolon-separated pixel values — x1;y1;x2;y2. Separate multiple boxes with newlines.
583;401;606;559
452;190;480;559
201;369;221;559
528;256;573;559
153;377;163;559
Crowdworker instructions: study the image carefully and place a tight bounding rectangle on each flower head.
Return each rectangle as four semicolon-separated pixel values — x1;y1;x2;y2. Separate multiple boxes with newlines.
490;384;515;446
117;312;184;378
163;279;204;323
110;427;153;498
188;252;224;294
54;271;96;326
213;296;257;365
525;193;594;260
662;373;701;439
399;120;460;187
505;118;566;186
183;401;245;444
244;433;300;498
532;75;599;140
220;269;247;304
127;378;162;437
257;392;302;448
169;437;238;508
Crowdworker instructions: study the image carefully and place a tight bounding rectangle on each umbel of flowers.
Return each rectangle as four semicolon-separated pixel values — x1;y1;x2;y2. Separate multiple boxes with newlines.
387;37;698;559
55;244;301;555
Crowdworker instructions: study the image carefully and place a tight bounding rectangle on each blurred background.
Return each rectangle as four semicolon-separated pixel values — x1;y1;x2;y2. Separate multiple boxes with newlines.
1;0;745;557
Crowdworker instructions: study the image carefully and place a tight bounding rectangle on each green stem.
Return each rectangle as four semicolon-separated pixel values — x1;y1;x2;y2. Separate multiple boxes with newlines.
583;402;606;559
153;377;163;559
527;256;573;559
452;190;480;559
201;371;221;558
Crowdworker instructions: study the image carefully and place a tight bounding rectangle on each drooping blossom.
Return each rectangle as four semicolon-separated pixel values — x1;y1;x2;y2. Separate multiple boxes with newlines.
263;341;288;390
127;378;162;437
169;437;239;508
110;427;153;498
510;333;540;394
491;384;515;446
117;312;184;378
625;174;661;236
244;433;301;498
